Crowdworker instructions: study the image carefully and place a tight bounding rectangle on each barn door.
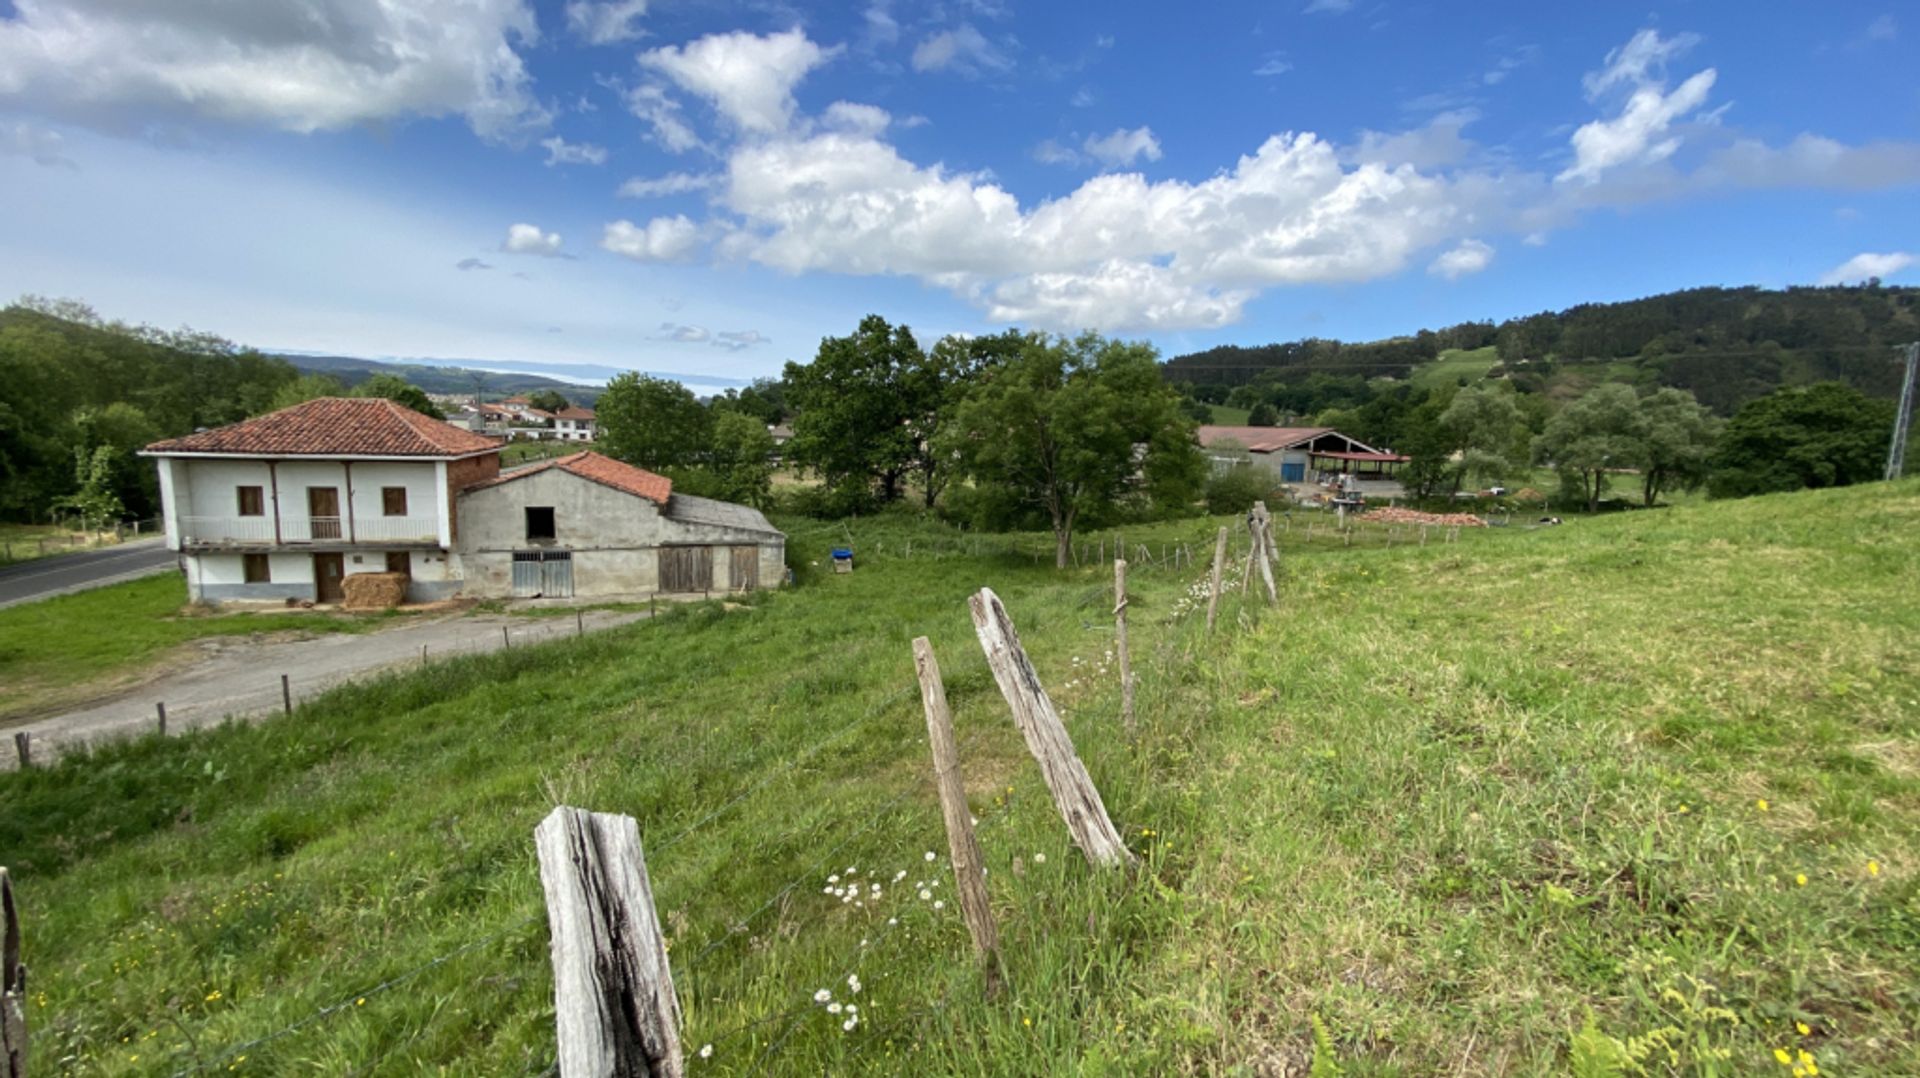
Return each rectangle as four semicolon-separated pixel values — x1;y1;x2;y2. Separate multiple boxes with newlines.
542;552;573;598
659;546;712;593
730;546;759;591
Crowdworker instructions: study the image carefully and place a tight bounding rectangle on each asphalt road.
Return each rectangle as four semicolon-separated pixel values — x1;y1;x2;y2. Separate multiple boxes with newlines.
0;538;181;609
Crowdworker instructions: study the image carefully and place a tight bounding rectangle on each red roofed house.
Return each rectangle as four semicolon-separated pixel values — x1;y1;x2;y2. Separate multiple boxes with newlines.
143;399;784;604
553;405;596;442
457;451;785;598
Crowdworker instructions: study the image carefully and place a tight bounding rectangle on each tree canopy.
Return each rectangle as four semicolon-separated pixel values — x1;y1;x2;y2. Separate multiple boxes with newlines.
1707;383;1893;499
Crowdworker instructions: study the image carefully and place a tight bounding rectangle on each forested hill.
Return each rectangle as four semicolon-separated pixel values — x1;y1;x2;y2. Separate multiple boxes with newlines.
283;353;604;405
1165;284;1920;413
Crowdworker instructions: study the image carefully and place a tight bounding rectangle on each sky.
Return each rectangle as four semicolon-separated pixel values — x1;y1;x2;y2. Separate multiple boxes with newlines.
2;0;1917;386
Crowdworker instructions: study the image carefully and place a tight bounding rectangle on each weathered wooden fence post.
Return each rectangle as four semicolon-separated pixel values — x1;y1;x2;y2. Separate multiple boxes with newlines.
155;702;167;737
503;625;512;649
969;588;1134;868
1250;503;1278;606
1113;559;1135;736
281;674;292;717
10;734;27;770
911;638;1003;996
534;807;683;1078
2;867;24;1078
576;610;585;636
1206;526;1229;633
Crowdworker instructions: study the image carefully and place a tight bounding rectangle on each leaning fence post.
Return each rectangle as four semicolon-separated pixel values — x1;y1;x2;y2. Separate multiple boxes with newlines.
503;626;511;649
1206;526;1229;633
156;702;167;737
10;735;27;770
535;807;683;1078
969;588;1134;868
576;610;585;636
281;674;292;716
912;638;1003;996
1114;559;1135;737
1251;503;1278;606
2;867;24;1078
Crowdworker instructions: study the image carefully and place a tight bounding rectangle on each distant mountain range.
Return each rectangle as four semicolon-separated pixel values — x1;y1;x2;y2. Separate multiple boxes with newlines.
274;351;753;404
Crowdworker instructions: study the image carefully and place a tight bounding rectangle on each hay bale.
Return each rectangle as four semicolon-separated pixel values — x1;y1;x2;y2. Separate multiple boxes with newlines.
343;571;409;610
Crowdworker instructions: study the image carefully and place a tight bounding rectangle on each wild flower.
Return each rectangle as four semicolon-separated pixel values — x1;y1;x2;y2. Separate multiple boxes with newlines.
843;1017;859;1032
828;1002;843;1014
1868;860;1881;876
933;900;945;911
1757;799;1770;812
814;989;832;1004
848;974;862;993
1775;1048;1792;1065
1795;874;1808;887
925;851;937;862
919;889;932;901
699;1044;713;1059
1795;1022;1811;1036
1034;853;1047;864
893;870;907;882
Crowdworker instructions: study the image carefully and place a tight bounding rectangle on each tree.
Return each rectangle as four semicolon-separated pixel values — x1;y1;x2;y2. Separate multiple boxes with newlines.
697;410;777;507
941;333;1202;567
1532;383;1645;512
1246;401;1279;426
526;388;570;413
1638;387;1718;505
269;373;348;411
53;445;125;530
351;373;444;419
1707;383;1893;499
1440;385;1525;491
596;373;712;472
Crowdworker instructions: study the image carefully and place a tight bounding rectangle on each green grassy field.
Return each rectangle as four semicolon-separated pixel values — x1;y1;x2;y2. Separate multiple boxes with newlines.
1208;403;1252;426
2;486;1916;1075
0;575;410;724
1411;346;1501;391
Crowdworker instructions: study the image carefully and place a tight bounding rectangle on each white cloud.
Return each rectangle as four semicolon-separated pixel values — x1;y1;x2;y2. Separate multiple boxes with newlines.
1819;251;1913;285
659;322;710;342
1302;0;1354;13
640;29;836;135
1560;30;1717;185
912;25;1012;76
822;102;892;137
3;120;76;168
1083;127;1163;168
1866;14;1897;42
503;223;564;256
1254;58;1294;77
565;0;649;45
1033;139;1080;166
1349;110;1478;170
0;0;548;141
714;329;768;351
619;82;705;154
863;3;900;47
617;172;718;198
1582;28;1701;100
542;136;608;167
602;216;701;262
1428;239;1494;280
1699;134;1920;190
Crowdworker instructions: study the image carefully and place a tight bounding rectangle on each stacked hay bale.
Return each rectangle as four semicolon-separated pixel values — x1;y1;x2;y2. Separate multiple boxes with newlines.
343;571;409;610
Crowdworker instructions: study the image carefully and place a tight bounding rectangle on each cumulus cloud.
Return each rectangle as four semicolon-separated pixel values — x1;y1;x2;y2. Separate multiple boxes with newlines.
503;223;564;256
542;136;608;166
1083;127;1163;168
1033;139;1080;166
912;25;1013;76
1428;239;1494;280
822;101;892;137
619;82;705;154
1560;29;1716;184
566;0;649;45
0;0;548;141
1349;110;1478;170
1819;251;1913;285
617;172;718;198
640;29;837;135
714;330;768;351
602;216;701;262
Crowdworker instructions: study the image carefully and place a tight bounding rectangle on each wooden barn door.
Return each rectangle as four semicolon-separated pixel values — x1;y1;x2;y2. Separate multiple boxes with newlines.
730;546;759;591
659;546;712;593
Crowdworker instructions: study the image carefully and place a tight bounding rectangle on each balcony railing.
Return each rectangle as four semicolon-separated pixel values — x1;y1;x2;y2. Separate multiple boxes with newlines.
179;515;442;546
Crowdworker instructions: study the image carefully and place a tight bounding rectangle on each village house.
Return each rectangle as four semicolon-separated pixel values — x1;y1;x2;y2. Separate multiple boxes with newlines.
553;405;597;442
143;397;783;604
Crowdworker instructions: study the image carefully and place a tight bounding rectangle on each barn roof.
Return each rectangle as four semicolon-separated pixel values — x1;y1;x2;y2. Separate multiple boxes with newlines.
465;451;673;505
142;397;500;458
1195;425;1331;453
663;492;782;537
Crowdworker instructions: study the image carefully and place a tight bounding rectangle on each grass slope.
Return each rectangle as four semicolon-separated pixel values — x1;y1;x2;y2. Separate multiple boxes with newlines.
1410;345;1500;391
3;488;1917;1075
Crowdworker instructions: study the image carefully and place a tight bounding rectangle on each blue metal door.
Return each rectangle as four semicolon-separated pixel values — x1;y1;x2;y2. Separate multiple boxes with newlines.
1282;462;1305;482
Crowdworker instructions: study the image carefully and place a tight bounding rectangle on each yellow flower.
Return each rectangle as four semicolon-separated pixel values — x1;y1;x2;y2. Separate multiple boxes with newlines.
205;990;222;1002
1867;860;1880;877
1795;874;1808;887
1677;803;1690;814
1775;1048;1793;1065
1022;1017;1032;1027
1796;1021;1811;1036
1757;799;1770;812
356;998;366;1006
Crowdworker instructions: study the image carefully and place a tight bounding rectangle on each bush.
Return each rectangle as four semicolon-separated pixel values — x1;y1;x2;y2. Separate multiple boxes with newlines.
1205;466;1271;515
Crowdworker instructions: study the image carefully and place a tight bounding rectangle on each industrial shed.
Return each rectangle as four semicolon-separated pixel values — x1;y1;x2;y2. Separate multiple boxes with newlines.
456;451;785;600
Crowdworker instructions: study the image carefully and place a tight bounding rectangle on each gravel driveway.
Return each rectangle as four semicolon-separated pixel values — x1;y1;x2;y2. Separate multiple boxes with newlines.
5;608;647;768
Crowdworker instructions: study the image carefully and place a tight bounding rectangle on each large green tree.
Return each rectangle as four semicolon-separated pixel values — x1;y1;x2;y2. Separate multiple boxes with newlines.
698;410;778;508
1440;384;1526;491
525;389;570;414
941;333;1202;567
1637;387;1719;506
1706;383;1893;499
596;373;713;472
1532;383;1645;512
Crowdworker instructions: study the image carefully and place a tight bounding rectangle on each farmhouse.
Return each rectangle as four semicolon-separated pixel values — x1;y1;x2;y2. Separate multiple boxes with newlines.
458;451;785;598
143;398;783;604
553;406;597;442
1197;425;1409;485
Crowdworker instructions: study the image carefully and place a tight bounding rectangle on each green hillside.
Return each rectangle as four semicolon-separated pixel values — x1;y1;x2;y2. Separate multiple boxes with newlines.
4;484;1918;1074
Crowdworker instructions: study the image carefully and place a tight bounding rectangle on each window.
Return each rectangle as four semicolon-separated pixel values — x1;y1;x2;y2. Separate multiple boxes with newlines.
525;506;556;541
381;486;408;517
237;485;265;516
385;551;411;575
243;553;270;583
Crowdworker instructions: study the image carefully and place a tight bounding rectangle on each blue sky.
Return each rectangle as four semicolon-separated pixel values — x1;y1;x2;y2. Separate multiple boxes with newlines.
2;0;1916;386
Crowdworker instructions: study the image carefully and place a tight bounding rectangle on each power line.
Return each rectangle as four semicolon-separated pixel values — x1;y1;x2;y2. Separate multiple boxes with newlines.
1889;342;1918;481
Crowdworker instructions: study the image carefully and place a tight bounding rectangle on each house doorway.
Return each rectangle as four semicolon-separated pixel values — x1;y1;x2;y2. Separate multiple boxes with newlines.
313;552;345;603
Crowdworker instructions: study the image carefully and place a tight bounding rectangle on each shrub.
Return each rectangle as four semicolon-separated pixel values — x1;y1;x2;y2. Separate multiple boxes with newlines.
1205;466;1271;515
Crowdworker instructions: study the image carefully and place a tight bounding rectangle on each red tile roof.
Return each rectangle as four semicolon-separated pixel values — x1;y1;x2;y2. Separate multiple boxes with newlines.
143;398;502;458
464;451;672;505
555;406;596;420
1196;425;1331;453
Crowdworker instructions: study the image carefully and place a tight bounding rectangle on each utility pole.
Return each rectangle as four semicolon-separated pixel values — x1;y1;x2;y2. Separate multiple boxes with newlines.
1889;342;1919;482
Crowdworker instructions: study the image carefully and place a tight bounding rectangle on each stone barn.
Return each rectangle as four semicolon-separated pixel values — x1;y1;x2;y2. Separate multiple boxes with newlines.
456;451;785;599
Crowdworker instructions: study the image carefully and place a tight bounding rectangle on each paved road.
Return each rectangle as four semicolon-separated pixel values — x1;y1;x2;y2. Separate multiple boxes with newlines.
5;608;648;768
0;538;180;608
